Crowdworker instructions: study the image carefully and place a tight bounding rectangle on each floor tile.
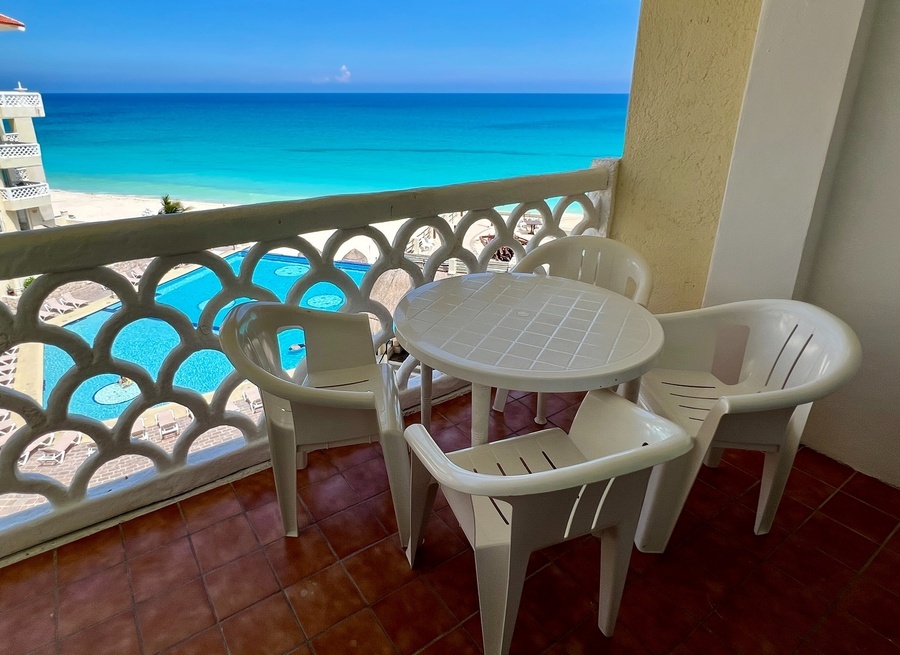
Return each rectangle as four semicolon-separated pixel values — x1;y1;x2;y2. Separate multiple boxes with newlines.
190;513;260;573
231;469;279;511
417;627;481;655
842;472;900;519
344;537;417;603
161;627;228;655
179;485;243;533
802;608;899;655
204;550;280;620
136;578;216;654
782;467;837;509
768;533;855;599
311;609;397;655
58;563;132;637
299;474;363;521
343;456;391;499
424;551;479;621
819;491;898;543
128;536;199;602
0;550;54;613
318;504;388;558
285;562;365;638
221;594;305;655
0;592;56;655
373;579;457;655
839;577;900;643
795;512;881;570
265;526;336;588
295;450;339;488
326;442;379;471
59;610;140;655
793;447;855;487
122;504;187;558
56;525;124;586
247;499;311;545
859;546;900;596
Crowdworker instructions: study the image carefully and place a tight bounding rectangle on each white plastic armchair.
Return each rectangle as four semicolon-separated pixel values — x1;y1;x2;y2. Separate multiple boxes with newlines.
220;302;410;540
405;389;690;654
634;299;862;553
492;235;653;422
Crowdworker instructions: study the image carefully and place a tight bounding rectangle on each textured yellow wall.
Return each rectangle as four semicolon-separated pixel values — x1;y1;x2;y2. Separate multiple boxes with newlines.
612;0;762;312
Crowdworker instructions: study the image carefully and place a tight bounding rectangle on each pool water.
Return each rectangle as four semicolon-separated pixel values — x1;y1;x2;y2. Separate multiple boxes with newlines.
43;252;369;421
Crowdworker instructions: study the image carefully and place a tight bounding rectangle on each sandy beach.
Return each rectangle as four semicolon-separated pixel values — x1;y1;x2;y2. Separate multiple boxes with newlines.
51;189;233;224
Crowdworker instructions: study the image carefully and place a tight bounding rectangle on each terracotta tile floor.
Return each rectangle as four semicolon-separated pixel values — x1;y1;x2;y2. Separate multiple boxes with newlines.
1;390;899;655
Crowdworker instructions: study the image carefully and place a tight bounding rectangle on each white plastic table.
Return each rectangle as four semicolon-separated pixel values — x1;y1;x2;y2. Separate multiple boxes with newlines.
394;272;664;445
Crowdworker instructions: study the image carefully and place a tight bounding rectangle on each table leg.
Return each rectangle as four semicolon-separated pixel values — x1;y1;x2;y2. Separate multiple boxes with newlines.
471;382;491;446
420;363;433;432
618;377;641;403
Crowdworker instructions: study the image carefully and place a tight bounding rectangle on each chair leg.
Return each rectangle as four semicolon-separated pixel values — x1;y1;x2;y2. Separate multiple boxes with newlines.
406;454;438;566
703;447;724;468
634;448;704;553
380;429;412;547
597;513;640;636
474;542;531;655
755;420;804;535
492;388;510;413
268;421;299;537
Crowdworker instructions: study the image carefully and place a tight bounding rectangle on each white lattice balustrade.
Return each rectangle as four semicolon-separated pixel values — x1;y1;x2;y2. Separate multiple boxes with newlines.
0;143;40;159
0;162;617;558
0;92;43;108
0;183;50;202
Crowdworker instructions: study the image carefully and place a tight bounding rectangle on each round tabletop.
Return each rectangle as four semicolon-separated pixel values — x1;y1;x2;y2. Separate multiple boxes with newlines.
394;272;664;393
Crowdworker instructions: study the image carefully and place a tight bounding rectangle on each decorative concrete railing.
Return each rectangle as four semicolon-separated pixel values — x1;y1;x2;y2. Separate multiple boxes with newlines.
2;132;20;143
0;92;43;108
0;182;50;202
0;162;616;559
0;143;40;161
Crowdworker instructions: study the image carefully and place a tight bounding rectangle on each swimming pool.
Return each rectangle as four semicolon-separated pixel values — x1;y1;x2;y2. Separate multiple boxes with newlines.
43;251;369;421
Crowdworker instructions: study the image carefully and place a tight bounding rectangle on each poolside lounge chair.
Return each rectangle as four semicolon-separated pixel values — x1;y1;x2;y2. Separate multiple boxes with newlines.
243;387;263;412
18;435;54;466
128;267;145;284
37;431;81;465
155;410;179;438
130;417;148;440
60;292;88;309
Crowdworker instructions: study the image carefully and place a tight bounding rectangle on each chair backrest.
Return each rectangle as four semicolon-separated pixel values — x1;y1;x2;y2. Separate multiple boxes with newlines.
660;299;861;401
512;236;653;306
220;302;382;445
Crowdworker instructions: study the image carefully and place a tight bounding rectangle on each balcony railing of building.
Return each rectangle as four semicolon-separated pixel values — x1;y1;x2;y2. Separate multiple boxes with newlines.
2;132;21;143
0;92;43;108
0;182;50;203
0;142;41;161
0;161;616;560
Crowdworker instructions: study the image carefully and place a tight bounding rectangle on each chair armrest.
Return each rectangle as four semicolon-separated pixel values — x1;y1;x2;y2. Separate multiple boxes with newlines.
404;423;690;498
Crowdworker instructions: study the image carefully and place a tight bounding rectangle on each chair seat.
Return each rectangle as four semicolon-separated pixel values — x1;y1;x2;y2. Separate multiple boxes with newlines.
640;369;745;435
447;428;584;540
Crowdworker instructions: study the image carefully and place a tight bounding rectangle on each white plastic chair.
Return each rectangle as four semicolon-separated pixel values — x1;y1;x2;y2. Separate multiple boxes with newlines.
634;299;862;553
493;235;654;423
405;389;690;654
220;301;410;540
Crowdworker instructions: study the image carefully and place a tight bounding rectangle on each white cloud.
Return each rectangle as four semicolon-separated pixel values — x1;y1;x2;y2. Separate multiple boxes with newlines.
311;65;352;85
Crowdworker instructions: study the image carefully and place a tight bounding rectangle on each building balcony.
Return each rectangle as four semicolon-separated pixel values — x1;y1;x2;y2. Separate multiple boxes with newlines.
0;91;45;119
0;142;42;168
0;163;897;653
0;181;51;211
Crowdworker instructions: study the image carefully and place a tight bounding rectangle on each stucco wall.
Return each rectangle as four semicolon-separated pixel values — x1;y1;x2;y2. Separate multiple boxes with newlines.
801;0;900;486
611;0;762;312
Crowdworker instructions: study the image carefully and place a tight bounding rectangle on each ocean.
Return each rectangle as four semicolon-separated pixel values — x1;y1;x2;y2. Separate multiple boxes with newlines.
36;94;628;204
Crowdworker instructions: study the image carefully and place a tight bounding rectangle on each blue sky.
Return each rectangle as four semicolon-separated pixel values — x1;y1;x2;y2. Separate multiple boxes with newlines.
1;1;641;93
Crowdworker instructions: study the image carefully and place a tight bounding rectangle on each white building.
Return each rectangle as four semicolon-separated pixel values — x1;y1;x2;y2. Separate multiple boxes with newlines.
0;84;55;234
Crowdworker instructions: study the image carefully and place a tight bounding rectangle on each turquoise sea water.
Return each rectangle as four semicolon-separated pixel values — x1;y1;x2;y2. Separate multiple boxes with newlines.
37;94;628;203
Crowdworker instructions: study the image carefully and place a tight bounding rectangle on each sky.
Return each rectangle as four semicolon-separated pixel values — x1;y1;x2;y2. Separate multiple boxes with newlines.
0;1;641;93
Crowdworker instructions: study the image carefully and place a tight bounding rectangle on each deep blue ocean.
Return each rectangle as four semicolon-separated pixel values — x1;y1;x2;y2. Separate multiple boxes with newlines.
36;94;628;203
